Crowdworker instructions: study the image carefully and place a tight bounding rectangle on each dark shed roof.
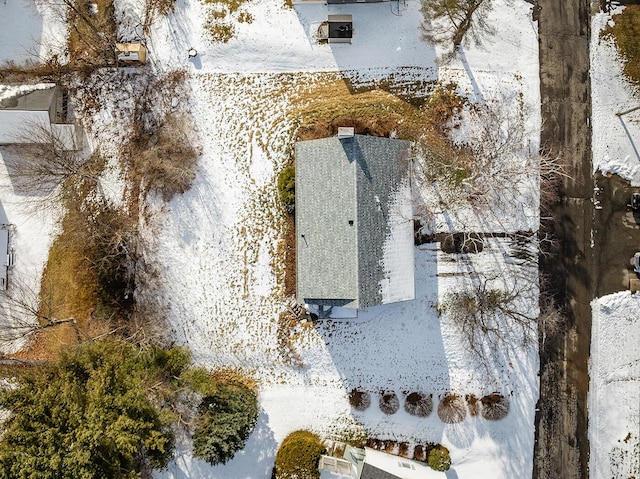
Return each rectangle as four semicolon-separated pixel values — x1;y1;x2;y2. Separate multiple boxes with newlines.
328;15;353;39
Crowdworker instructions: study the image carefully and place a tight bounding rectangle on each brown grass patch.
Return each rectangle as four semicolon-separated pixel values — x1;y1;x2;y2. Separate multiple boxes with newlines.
210;367;259;392
292;79;463;142
602;5;640;89
201;0;252;43
67;0;117;66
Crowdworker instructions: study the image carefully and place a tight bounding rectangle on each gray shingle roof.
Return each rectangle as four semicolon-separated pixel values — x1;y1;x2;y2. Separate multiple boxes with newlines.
295;134;414;309
360;463;401;479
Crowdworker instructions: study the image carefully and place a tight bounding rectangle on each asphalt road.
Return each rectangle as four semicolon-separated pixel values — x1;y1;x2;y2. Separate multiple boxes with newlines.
533;0;594;477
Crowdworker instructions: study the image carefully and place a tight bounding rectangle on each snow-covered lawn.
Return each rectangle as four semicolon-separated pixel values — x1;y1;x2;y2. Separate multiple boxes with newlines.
590;293;640;479
0;0;66;65
1;0;541;475
134;0;543;477
591;9;640;184
590;8;640;479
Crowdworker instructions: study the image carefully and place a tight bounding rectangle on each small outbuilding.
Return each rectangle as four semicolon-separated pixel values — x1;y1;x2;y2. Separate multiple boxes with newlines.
328;14;353;43
116;43;147;65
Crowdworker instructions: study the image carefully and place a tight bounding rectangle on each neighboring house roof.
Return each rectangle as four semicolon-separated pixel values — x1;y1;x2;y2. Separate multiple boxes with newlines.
360;448;447;479
0;86;78;148
360;463;401;479
0;87;56;113
0;226;9;290
295;134;415;309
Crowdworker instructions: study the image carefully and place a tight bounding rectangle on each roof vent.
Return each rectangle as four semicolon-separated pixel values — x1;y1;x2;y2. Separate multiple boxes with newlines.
337;127;354;139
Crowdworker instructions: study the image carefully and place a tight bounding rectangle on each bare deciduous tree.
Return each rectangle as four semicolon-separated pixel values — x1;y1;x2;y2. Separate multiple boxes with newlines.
420;0;494;53
440;273;537;359
3;122;99;203
0;276;82;349
413;92;570;254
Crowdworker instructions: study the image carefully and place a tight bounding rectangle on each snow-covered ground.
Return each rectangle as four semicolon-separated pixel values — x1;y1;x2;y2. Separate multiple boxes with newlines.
1;0;542;475
590;293;640;479
135;0;542;477
591;9;640;184
590;8;640;478
0;0;67;65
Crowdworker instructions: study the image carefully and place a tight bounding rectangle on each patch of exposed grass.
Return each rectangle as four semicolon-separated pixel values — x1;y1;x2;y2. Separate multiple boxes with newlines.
67;0;117;66
602;5;640;89
202;0;252;43
291;76;464;143
24;157;137;359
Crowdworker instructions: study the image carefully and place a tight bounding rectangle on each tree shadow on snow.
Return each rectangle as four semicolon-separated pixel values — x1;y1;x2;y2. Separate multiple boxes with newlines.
313;245;451;445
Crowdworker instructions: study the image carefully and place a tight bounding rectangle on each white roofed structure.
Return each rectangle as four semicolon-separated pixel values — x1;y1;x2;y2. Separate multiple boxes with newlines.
0;85;80;150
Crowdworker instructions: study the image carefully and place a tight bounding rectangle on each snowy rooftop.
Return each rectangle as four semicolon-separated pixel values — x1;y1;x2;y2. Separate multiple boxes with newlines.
295;134;414;309
362;447;446;479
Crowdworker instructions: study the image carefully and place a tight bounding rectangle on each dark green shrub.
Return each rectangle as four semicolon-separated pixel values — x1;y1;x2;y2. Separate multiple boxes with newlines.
277;165;295;211
427;444;451;472
0;340;183;478
274;430;325;479
192;381;259;465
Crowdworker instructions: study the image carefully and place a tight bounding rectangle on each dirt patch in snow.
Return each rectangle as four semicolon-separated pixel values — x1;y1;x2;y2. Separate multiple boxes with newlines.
296;115;401;141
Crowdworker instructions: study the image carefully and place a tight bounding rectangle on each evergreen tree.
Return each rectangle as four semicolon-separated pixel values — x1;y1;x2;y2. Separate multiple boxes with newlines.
192;380;258;465
0;340;190;478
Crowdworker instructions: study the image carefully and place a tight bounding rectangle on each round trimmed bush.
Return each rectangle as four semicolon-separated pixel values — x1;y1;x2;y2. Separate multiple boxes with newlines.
192;380;259;465
379;391;400;415
437;394;466;424
466;394;480;417
274;430;326;479
427;444;451;471
349;388;371;411
480;393;510;420
404;392;433;417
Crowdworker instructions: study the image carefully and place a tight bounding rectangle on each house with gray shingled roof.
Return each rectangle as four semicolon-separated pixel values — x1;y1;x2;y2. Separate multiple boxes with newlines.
295;133;415;310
